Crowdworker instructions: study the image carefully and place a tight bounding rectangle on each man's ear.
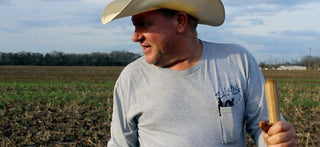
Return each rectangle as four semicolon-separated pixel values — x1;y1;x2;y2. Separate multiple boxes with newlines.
174;12;189;33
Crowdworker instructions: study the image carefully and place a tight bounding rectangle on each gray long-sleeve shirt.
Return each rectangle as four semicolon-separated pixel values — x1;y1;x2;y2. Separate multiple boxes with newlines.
108;41;279;146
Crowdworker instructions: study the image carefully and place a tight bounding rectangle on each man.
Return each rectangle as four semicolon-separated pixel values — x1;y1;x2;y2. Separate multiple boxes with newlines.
101;0;297;146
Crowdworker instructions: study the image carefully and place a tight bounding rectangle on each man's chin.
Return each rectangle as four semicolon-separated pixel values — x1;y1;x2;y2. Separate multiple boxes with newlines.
145;58;157;65
145;59;164;67
144;54;164;67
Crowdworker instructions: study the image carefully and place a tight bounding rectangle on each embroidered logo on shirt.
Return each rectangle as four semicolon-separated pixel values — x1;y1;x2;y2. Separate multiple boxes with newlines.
215;84;241;107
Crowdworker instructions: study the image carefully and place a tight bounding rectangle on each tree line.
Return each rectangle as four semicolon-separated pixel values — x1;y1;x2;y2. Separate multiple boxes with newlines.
259;55;320;70
1;51;319;69
0;51;141;66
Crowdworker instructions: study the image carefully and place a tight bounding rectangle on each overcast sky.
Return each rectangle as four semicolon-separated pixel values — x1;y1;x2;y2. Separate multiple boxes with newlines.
1;0;319;63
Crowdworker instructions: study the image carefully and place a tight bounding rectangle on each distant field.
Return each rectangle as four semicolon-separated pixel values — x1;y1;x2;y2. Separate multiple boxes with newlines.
0;66;319;146
0;66;123;146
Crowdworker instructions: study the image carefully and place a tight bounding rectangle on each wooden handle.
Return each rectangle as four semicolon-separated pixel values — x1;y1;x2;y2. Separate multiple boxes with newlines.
264;79;280;125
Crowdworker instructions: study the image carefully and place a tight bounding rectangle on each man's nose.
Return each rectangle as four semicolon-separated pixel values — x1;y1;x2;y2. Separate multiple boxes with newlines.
132;30;144;43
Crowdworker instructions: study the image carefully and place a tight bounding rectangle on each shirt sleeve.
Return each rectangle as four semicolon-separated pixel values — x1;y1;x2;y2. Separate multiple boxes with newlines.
244;55;286;147
243;51;268;146
108;75;139;147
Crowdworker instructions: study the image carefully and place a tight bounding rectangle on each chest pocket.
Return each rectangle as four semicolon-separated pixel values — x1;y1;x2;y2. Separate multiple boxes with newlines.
218;95;245;144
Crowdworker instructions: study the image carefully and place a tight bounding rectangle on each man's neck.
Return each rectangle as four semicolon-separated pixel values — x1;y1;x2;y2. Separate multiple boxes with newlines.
168;39;203;71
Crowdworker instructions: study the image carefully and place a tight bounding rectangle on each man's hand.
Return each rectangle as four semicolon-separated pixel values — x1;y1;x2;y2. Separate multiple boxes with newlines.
259;121;298;146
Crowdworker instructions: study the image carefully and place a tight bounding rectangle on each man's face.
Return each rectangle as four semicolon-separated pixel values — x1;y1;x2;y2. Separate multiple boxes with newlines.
131;10;180;67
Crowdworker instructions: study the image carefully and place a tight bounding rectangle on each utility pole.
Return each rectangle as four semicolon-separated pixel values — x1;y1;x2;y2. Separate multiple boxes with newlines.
269;54;272;70
308;48;312;56
307;48;312;70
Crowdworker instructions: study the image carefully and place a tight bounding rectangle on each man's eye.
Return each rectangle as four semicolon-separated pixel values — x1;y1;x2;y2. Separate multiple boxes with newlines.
133;21;151;30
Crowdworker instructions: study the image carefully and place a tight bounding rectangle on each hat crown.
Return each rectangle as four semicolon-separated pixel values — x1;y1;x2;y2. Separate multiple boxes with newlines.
101;0;225;26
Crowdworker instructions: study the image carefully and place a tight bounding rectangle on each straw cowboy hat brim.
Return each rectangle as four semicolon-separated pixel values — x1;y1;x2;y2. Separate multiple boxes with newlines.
101;0;225;26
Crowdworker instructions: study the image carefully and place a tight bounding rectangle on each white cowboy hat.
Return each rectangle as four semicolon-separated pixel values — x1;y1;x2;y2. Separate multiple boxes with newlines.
101;0;225;26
